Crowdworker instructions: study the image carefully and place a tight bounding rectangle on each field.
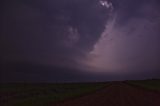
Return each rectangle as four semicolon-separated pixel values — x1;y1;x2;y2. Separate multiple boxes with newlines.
53;80;160;106
126;79;160;91
1;79;160;106
0;83;107;106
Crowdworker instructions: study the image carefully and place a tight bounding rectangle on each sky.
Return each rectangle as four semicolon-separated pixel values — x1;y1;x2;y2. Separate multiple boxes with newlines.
1;0;160;82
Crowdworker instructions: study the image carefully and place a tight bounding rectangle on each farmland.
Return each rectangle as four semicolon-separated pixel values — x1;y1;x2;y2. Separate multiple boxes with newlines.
53;80;160;106
126;79;160;91
0;82;107;106
1;80;160;106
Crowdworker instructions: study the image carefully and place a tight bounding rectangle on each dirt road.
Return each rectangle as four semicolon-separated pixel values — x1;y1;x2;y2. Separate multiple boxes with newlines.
52;82;160;106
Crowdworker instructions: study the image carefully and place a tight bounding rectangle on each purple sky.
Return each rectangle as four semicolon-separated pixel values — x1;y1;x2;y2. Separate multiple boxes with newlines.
1;0;160;82
87;1;160;73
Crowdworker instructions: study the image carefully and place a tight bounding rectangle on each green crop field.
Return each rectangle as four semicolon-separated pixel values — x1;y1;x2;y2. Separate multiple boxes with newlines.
0;83;107;106
127;79;160;91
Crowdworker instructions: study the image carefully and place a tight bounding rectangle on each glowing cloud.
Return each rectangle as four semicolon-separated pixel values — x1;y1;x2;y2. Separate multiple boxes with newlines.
100;0;113;9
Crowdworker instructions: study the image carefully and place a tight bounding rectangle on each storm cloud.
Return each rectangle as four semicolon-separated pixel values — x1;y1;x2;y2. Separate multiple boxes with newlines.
1;0;112;67
89;0;160;77
1;0;160;82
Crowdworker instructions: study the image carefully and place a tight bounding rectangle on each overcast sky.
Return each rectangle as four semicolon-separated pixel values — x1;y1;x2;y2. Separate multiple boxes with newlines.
1;0;160;82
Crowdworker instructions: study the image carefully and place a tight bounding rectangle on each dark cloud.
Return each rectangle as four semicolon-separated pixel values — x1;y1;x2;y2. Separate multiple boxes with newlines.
112;0;160;25
1;0;114;82
1;0;111;66
1;0;160;82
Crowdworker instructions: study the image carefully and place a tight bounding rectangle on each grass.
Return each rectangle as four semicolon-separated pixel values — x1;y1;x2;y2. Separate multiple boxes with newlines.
127;79;160;91
0;82;107;106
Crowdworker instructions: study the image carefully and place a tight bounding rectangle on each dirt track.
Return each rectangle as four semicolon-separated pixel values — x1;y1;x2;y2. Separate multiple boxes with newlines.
52;82;160;106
